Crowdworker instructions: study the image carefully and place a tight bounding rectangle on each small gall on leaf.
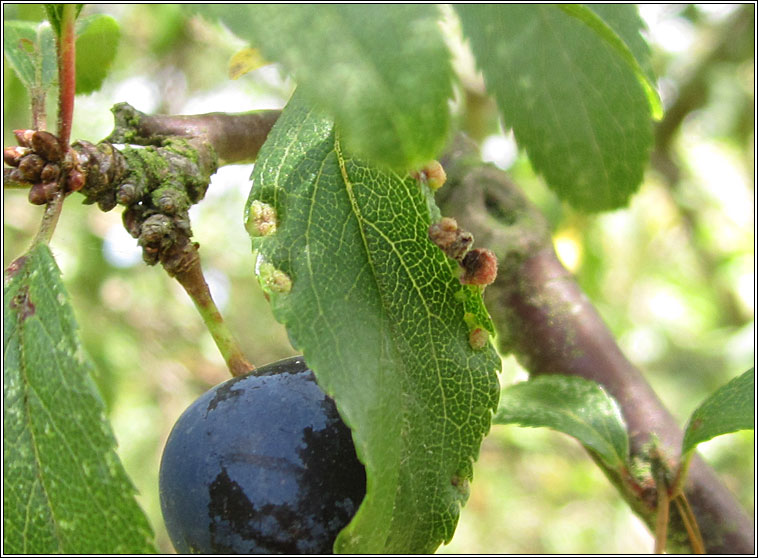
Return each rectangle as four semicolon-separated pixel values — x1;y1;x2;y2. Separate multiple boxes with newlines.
450;474;470;497
19;37;35;54
460;248;498;287
468;327;489;350
428;217;473;261
412;160;447;191
5;255;28;278
10;286;36;320
245;200;278;237
258;262;292;295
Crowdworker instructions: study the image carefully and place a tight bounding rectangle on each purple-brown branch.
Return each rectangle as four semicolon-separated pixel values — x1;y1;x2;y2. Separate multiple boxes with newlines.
106;102;280;165
439;136;754;554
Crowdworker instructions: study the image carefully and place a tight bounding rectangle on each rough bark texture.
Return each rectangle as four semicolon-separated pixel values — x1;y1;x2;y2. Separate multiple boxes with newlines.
106;102;280;165
438;136;754;554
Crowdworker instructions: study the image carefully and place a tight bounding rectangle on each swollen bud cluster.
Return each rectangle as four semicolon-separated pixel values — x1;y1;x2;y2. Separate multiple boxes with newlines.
4;129;84;205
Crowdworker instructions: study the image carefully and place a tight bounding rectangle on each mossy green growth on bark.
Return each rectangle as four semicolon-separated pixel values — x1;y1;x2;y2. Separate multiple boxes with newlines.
119;145;167;193
118;140;215;206
74;128;219;275
108;102;146;144
163;137;202;165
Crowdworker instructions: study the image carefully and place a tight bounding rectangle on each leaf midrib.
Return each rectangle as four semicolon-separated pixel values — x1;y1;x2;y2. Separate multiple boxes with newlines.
334;134;447;546
9;278;65;553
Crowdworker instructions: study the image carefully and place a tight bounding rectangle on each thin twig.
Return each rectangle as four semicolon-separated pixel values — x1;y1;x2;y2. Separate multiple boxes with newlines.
674;494;706;554
654;483;670;554
173;251;255;377
32;190;65;246
30;90;46;131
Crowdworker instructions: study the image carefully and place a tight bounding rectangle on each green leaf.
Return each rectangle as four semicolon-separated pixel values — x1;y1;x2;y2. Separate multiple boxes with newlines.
558;4;662;119
3;20;57;93
3;244;156;554
201;4;453;170
455;5;653;211
74;15;120;94
580;4;657;90
494;375;629;469
681;368;755;456
44;4;83;37
246;91;501;553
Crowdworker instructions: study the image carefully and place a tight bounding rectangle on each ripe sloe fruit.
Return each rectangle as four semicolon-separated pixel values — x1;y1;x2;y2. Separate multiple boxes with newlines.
159;356;366;554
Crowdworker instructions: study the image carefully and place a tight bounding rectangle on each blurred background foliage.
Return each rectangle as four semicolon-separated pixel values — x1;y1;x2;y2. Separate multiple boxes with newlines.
2;4;754;553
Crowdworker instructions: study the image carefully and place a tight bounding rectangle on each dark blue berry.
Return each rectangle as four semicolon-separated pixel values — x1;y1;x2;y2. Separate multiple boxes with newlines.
159;356;365;554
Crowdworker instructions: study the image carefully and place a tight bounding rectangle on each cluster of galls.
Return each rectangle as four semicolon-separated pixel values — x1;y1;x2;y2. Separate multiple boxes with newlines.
6;126;215;276
121;185;195;271
79;139;214;274
429;217;498;287
415;161;497;288
4;129;85;204
71;139;209;272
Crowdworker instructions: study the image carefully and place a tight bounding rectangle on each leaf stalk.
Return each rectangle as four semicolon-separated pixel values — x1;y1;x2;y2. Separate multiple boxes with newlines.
173;255;255;378
31;190;65;246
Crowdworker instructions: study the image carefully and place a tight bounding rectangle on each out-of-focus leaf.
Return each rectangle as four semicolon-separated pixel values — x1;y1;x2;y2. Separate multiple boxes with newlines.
558;4;662;118
682;368;754;455
3;20;57;93
494;375;629;469
246;91;501;553
199;4;453;170
74;15;120;94
3;244;156;553
582;5;657;89
228;47;268;79
455;5;653;211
